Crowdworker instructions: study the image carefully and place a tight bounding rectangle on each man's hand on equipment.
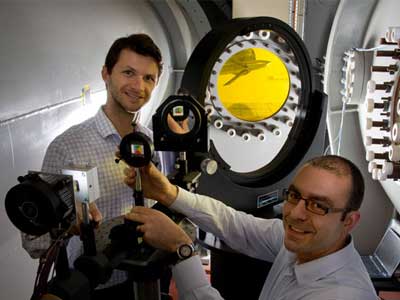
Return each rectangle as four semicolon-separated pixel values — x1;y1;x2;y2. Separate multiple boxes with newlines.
125;206;192;253
123;162;178;206
70;202;102;235
167;114;190;134
88;202;103;226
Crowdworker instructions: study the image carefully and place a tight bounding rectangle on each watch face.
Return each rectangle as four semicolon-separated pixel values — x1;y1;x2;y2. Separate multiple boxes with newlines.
178;244;193;259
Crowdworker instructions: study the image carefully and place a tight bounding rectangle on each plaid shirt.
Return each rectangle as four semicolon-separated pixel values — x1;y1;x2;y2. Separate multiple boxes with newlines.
21;107;171;288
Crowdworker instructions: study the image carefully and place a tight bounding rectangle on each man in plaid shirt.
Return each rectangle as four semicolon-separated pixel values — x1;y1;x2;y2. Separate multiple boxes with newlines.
21;33;172;299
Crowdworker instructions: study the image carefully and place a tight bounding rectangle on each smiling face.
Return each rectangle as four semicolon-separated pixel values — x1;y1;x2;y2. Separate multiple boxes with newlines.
102;49;159;114
283;164;360;264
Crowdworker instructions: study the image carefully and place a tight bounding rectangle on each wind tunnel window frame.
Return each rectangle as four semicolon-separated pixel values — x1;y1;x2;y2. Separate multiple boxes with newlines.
179;17;324;187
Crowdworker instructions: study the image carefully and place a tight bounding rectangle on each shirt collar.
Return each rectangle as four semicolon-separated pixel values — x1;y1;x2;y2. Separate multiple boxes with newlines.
94;107;148;139
294;236;356;285
94;107;120;138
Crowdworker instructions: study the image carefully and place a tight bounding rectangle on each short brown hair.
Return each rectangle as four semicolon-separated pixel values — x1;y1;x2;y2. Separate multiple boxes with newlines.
104;33;163;76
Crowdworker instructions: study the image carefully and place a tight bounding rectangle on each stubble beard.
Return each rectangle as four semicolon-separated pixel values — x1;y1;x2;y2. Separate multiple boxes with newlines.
109;84;145;115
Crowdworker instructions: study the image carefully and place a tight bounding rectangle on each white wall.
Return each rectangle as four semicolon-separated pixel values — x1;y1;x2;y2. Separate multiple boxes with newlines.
233;0;289;21
0;1;173;299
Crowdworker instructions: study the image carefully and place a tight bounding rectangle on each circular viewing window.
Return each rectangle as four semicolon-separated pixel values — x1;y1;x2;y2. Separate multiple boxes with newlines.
207;27;303;174
180;17;322;187
217;47;290;121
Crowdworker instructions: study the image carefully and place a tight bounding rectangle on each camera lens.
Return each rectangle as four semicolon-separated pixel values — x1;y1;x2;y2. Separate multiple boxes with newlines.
19;201;39;220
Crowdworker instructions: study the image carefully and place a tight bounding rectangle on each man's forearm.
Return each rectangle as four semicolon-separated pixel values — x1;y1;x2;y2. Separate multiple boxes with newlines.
162;184;179;206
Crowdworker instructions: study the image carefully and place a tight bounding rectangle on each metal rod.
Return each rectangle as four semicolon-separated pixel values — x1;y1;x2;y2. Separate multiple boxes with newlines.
0;88;105;127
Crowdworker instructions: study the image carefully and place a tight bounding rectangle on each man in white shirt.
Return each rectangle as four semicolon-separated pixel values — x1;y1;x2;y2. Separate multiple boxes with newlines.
124;155;379;300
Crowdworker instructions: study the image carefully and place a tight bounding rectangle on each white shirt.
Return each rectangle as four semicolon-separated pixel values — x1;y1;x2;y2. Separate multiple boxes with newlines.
170;187;379;300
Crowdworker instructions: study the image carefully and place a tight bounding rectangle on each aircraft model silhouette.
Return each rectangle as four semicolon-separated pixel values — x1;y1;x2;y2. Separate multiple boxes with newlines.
221;49;270;86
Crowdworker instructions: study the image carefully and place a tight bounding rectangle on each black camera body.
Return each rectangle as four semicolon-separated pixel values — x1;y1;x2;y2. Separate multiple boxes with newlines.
5;171;76;237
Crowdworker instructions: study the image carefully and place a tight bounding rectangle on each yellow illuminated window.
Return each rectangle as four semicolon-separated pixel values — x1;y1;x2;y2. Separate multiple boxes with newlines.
217;47;290;121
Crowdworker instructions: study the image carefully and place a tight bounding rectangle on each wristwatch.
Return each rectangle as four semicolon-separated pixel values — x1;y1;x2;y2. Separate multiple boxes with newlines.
176;243;195;261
